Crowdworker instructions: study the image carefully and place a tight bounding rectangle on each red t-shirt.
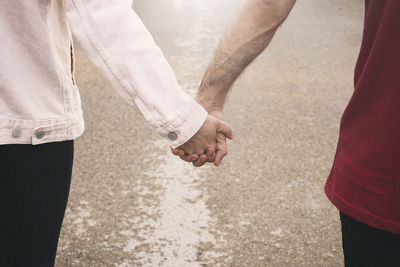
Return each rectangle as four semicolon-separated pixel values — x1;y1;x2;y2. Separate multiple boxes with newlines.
325;0;400;234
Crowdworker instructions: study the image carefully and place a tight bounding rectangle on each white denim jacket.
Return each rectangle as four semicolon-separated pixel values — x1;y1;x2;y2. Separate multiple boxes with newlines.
0;0;207;148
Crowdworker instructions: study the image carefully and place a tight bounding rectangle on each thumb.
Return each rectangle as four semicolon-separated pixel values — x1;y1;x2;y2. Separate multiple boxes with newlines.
216;119;233;140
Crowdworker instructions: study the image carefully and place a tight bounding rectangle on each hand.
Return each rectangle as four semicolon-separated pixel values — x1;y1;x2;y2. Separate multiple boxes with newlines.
171;114;232;167
171;110;231;167
198;110;229;167
195;98;230;167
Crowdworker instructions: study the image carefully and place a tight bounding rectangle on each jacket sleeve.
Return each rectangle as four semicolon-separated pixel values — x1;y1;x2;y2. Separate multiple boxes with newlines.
63;0;207;148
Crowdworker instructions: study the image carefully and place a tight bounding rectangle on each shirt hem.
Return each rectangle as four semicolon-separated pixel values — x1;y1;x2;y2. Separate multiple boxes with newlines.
325;179;400;235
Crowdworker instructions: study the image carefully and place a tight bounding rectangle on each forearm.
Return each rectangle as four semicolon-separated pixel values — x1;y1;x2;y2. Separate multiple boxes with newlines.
197;0;296;111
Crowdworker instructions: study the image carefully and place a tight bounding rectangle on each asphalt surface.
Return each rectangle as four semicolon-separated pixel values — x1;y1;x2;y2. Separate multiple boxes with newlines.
56;0;365;266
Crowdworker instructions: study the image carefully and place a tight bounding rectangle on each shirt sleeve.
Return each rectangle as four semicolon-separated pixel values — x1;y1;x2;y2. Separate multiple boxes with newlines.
63;0;207;148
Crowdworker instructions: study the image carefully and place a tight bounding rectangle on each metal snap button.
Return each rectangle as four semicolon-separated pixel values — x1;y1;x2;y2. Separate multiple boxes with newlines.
167;132;178;141
12;127;22;138
35;131;45;139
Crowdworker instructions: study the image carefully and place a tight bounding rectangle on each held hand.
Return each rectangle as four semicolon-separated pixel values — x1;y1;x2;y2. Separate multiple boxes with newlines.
171;114;232;167
194;110;229;167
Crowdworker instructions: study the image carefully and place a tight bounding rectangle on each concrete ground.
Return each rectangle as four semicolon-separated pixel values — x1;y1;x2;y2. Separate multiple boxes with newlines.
56;0;365;266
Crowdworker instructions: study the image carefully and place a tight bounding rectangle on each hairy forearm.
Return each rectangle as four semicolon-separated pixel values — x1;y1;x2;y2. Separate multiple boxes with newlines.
197;0;296;111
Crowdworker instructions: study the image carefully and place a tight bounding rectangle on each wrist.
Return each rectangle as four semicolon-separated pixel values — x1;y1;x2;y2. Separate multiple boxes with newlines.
195;96;223;120
196;93;224;113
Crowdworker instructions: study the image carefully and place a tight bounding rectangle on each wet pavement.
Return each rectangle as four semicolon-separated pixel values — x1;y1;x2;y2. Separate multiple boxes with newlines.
56;0;365;266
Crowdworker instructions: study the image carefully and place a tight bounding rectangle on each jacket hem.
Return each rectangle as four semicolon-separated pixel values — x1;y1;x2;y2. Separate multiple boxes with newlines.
0;111;85;145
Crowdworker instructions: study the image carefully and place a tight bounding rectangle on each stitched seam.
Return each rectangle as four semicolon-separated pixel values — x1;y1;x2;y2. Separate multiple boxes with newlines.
43;0;68;123
0;110;83;123
69;0;159;124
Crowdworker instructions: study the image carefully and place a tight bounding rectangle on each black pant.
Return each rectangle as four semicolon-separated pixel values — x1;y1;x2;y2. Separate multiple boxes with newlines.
0;141;74;267
340;212;400;267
